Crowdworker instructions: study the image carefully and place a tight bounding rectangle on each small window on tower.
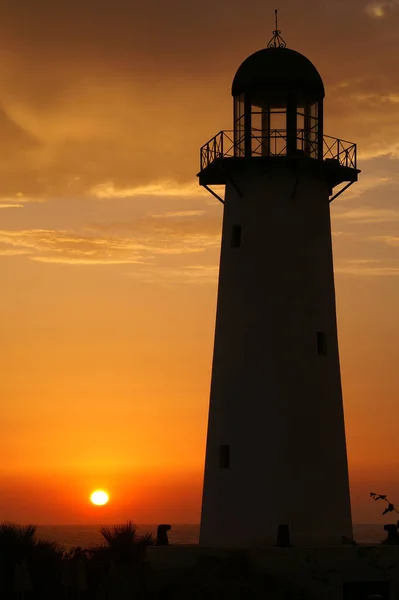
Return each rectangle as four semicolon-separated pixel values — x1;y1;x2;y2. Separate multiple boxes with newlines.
317;332;327;356
231;225;241;248
219;445;230;469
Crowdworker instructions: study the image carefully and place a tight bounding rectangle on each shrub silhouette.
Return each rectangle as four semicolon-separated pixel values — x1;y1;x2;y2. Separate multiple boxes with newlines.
0;522;64;599
370;493;399;544
89;521;154;567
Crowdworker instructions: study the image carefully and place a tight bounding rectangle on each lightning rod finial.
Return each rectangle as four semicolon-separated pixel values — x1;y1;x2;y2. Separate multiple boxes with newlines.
268;9;287;49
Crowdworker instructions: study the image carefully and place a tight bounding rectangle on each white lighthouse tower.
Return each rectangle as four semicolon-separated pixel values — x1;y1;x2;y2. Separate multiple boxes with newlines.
198;19;359;547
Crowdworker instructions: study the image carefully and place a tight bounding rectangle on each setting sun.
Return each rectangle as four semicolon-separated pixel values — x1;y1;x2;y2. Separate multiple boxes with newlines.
90;490;109;506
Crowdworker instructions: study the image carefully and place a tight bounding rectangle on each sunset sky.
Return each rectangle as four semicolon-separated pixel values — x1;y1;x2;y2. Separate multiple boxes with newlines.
1;0;399;526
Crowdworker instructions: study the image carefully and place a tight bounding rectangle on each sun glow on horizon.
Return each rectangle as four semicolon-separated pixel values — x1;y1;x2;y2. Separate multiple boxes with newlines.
90;490;109;506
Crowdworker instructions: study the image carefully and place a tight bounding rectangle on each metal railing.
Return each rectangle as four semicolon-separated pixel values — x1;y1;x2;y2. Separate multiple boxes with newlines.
200;129;357;171
323;134;357;170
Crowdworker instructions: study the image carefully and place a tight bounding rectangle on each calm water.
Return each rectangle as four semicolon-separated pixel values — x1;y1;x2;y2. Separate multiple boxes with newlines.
35;524;387;550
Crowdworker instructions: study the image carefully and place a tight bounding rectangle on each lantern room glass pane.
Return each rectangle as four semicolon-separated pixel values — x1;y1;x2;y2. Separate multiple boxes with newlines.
270;108;286;131
251;109;262;155
250;103;270;156
310;102;318;120
234;97;296;157
234;94;245;121
251;110;262;132
270;109;286;154
297;112;305;150
234;94;246;157
296;102;319;158
235;116;245;157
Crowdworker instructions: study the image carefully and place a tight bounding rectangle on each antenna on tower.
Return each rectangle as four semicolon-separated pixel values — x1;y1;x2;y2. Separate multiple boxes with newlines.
267;9;287;48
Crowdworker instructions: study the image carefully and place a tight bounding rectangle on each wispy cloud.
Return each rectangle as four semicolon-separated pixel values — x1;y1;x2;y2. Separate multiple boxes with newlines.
0;211;221;266
332;176;392;201
3;0;399;200
329;79;399;161
89;181;207;199
333;207;399;224
370;235;399;246
0;230;146;265
0;247;30;256
0;192;44;208
149;210;206;218
127;264;218;286
336;258;399;276
365;0;399;17
351;93;399;104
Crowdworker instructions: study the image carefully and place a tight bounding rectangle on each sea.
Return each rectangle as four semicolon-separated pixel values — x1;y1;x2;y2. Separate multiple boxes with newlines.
35;524;388;551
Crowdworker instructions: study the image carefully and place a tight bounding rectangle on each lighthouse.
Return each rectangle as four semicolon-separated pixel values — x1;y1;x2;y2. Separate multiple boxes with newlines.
198;19;359;546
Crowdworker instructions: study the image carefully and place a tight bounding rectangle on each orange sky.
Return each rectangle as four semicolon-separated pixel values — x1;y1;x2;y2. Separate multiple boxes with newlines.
1;0;399;525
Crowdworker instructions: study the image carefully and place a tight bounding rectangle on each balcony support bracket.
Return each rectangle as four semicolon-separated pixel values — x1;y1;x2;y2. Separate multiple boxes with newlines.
202;184;225;205
329;180;355;203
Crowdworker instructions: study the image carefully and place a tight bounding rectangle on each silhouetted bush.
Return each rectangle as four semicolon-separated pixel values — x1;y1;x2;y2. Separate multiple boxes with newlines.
0;521;318;599
370;492;399;544
88;521;154;566
0;522;64;599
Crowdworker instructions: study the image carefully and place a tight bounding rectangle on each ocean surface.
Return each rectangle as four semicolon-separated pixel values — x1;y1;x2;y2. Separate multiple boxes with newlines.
35;524;388;550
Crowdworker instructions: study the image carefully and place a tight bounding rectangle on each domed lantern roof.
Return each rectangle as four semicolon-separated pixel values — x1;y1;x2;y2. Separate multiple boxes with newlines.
232;12;324;103
232;47;325;101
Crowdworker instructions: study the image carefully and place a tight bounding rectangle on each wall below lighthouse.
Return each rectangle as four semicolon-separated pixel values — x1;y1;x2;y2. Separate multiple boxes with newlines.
200;160;352;547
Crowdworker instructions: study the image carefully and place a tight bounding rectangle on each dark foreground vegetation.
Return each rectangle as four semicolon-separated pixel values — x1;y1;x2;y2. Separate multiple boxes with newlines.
0;521;312;599
2;508;399;599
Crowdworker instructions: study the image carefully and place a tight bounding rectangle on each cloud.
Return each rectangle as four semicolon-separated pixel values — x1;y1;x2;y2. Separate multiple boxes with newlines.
327;79;399;160
332;175;392;202
90;210;221;238
1;0;399;202
333;207;399;224
352;92;399;104
336;258;399;276
90;181;208;199
0;191;44;208
127;264;218;286
371;235;399;246
0;229;145;265
365;1;399;17
149;210;206;218
0;247;29;256
0;210;221;265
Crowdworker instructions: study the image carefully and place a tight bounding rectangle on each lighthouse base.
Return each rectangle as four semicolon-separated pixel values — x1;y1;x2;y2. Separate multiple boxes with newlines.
146;545;396;599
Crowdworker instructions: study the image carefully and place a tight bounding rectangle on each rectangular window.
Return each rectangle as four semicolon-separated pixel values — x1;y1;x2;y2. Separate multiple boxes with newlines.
231;224;241;248
317;332;327;356
219;445;230;469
